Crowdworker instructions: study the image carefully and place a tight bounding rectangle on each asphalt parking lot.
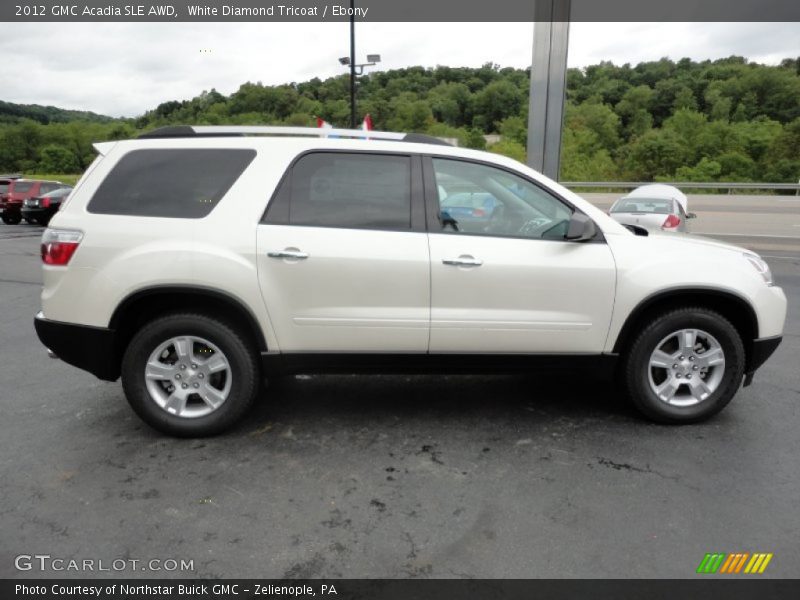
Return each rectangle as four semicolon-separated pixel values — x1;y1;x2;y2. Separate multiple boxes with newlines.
1;196;798;579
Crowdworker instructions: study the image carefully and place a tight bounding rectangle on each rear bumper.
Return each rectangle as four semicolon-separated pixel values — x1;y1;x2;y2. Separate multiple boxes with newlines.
34;312;120;381
21;206;54;220
743;335;782;386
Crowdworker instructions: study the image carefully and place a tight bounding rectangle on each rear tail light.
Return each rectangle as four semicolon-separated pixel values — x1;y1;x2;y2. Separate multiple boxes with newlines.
662;214;681;229
41;197;51;208
473;208;486;217
41;228;83;266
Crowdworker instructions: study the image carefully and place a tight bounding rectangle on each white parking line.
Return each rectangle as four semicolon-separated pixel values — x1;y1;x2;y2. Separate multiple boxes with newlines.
761;255;800;260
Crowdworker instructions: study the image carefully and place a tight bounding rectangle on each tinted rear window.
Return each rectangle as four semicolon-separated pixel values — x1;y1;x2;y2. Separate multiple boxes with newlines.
611;198;674;214
87;149;256;218
11;182;34;193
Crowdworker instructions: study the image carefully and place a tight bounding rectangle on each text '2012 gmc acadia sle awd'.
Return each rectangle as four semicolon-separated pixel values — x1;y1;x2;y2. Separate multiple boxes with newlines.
34;126;786;436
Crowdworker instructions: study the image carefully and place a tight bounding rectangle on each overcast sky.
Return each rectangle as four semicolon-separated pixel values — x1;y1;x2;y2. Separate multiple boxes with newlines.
1;22;797;117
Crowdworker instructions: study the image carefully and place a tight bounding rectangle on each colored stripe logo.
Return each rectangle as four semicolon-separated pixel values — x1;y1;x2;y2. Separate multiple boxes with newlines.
697;553;773;574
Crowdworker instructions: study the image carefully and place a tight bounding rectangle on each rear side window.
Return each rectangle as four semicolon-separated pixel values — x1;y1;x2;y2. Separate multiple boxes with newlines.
87;149;256;218
11;181;34;193
270;152;412;230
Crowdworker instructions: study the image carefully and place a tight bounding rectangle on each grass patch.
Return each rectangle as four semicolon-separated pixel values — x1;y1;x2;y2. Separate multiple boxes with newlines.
23;173;81;187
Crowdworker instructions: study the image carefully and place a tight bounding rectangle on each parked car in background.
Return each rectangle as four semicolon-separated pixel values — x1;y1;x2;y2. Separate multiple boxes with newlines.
609;184;696;233
440;191;498;226
1;179;66;224
21;186;73;226
1;174;23;216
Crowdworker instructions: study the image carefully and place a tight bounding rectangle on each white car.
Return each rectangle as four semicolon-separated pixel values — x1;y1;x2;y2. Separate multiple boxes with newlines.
34;126;786;436
609;184;695;232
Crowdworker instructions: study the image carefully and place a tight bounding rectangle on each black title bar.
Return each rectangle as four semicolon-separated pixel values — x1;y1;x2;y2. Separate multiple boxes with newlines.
4;579;800;600
2;0;799;22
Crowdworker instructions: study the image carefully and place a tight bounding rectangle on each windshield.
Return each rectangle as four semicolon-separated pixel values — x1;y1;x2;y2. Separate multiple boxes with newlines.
611;198;674;214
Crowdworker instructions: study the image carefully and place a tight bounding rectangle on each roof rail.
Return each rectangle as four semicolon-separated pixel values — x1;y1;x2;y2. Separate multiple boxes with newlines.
138;125;452;146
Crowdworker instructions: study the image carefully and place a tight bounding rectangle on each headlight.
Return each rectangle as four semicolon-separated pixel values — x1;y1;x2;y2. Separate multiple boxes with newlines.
744;253;774;286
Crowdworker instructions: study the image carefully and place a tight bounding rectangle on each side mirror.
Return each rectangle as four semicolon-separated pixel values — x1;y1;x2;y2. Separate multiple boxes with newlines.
687;212;697;219
565;212;597;242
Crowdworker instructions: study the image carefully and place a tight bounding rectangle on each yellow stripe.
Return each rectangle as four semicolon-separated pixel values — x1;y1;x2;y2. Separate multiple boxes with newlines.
720;554;736;573
744;554;759;573
758;553;773;573
750;554;766;573
734;553;749;573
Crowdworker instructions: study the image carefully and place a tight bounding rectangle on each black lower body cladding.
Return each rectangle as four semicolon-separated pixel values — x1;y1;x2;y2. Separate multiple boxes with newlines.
34;314;120;381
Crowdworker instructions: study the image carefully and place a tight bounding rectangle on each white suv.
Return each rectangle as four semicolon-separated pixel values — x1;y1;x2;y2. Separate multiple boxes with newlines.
34;126;786;436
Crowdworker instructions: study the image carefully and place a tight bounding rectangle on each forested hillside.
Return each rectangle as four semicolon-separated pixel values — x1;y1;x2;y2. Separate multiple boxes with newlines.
1;57;798;182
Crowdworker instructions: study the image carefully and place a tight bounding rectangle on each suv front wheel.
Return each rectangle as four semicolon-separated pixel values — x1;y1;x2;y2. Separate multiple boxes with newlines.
121;313;259;437
623;307;745;423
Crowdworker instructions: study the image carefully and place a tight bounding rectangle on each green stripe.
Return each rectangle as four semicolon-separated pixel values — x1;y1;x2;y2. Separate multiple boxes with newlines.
697;554;713;573
697;553;727;573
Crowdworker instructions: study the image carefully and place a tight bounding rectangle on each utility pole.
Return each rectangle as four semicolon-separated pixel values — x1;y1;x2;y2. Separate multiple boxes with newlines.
349;0;356;128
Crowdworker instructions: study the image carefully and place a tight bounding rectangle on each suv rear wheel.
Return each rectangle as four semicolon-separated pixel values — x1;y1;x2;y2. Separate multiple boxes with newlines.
121;313;259;437
2;213;21;225
623;307;745;423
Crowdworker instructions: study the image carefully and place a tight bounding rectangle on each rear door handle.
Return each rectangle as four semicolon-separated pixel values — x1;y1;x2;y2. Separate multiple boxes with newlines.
268;249;309;260
442;255;483;267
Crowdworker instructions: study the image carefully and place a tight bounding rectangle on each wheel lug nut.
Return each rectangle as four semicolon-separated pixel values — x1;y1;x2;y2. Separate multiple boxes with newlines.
175;374;181;380
679;355;685;360
675;374;681;379
191;364;197;369
686;374;692;379
693;365;698;371
193;383;199;388
181;383;188;389
689;356;695;361
672;364;678;369
180;364;187;370
198;373;204;379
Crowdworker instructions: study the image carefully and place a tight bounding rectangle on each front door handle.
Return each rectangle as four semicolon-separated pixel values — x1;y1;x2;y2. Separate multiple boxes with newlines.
442;255;483;267
268;249;309;260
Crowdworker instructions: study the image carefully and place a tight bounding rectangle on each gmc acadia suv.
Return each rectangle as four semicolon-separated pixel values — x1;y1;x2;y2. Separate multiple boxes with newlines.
34;126;786;436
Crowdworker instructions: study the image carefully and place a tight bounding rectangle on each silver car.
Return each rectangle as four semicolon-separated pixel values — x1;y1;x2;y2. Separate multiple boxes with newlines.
609;184;696;233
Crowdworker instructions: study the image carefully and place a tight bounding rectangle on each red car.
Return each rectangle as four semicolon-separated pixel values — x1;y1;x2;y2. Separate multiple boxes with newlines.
1;179;66;224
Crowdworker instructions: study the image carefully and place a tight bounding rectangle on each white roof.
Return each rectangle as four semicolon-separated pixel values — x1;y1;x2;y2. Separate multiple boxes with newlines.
625;184;688;211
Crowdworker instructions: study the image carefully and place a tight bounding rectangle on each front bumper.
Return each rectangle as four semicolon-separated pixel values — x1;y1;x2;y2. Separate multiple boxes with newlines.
743;335;782;386
34;312;120;381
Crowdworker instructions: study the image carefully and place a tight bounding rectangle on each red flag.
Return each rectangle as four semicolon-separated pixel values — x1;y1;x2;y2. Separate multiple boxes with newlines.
361;114;373;131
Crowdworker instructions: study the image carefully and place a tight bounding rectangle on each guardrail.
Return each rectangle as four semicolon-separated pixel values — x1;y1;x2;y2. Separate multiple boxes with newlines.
561;181;800;194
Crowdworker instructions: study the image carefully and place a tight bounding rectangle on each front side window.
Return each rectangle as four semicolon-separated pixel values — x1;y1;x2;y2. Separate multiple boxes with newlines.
88;148;256;218
280;152;412;230
432;158;573;241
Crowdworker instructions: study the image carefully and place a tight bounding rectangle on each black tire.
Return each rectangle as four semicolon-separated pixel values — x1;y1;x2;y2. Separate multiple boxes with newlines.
2;213;21;225
121;313;259;437
623;307;745;423
23;217;33;224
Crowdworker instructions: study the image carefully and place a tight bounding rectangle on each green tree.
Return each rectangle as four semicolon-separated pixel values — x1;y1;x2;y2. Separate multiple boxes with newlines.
38;144;81;173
